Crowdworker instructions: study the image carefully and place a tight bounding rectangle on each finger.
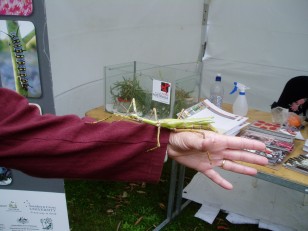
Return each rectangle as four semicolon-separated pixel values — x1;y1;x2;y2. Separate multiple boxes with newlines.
221;160;258;175
203;168;233;190
223;149;268;166
202;131;266;151
225;136;266;151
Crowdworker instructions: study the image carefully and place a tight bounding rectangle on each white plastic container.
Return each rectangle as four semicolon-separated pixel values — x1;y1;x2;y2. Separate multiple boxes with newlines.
209;74;224;108
230;82;249;116
233;91;248;116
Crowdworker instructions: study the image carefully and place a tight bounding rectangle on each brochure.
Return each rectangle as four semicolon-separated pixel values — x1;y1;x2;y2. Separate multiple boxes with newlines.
239;125;295;165
283;154;308;175
179;99;249;135
249;120;296;142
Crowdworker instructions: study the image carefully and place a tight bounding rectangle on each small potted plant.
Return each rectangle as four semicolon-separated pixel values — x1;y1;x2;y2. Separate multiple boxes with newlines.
110;76;147;114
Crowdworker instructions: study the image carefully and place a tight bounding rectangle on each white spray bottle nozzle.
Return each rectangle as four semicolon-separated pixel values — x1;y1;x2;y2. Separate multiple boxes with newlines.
230;82;250;94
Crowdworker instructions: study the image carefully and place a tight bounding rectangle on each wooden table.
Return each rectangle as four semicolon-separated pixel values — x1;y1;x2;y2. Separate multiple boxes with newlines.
86;106;122;122
223;104;308;193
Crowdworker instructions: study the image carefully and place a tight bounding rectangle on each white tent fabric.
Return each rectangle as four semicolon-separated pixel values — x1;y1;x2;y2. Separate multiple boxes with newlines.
45;0;308;116
45;0;205;116
202;0;308;112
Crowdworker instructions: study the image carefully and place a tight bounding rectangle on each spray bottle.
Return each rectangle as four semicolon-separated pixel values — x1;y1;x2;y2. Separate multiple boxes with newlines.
230;82;250;116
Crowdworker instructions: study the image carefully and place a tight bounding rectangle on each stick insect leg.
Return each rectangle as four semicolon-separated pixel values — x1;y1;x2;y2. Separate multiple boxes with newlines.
85;116;113;124
132;98;137;114
157;125;161;148
154;108;161;148
124;98;135;115
146;108;161;152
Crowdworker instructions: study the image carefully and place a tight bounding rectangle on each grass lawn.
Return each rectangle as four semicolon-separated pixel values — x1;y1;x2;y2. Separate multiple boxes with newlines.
65;161;267;231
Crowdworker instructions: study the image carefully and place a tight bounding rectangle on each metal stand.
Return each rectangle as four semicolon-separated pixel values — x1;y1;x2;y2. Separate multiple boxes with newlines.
154;160;191;230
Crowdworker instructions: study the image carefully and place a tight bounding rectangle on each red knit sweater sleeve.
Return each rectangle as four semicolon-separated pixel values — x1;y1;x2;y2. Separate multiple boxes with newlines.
0;88;170;183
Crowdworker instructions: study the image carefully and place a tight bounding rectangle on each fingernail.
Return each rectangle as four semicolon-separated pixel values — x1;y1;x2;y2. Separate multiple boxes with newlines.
265;148;272;154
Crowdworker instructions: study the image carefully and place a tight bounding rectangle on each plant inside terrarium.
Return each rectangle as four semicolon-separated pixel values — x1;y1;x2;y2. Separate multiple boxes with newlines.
173;88;194;117
110;75;148;114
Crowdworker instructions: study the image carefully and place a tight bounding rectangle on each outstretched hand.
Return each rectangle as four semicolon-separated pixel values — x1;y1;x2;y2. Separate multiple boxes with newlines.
167;131;268;190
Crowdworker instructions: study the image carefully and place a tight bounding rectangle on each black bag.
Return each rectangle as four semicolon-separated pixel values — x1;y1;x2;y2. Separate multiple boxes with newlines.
271;76;308;116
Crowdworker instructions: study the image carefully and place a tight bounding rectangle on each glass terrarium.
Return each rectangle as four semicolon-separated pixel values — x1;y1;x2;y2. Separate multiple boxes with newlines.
104;61;202;119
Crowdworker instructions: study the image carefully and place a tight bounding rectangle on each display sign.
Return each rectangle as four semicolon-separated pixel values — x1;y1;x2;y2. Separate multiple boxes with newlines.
152;79;171;105
0;0;33;16
0;20;42;97
0;190;69;231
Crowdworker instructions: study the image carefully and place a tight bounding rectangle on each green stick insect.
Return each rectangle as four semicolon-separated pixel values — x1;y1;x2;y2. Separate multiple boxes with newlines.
91;99;217;163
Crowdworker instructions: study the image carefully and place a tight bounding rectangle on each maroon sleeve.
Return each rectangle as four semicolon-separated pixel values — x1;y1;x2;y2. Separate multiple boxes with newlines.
0;88;170;183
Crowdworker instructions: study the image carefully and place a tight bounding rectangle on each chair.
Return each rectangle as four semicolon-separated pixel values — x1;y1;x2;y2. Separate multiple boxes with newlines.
271;76;308;116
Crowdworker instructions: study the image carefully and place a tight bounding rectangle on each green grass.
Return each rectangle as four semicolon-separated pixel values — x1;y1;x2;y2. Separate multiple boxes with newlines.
65;161;267;231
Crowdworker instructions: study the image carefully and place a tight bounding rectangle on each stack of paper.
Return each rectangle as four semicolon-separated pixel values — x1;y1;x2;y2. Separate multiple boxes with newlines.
239;127;294;165
283;153;308;175
248;120;296;142
179;99;249;136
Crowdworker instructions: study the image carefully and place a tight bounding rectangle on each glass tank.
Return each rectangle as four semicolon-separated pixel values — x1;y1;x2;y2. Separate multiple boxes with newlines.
104;61;202;119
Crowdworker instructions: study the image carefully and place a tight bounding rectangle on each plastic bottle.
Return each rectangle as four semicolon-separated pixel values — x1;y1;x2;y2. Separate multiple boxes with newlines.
230;82;250;116
209;74;224;108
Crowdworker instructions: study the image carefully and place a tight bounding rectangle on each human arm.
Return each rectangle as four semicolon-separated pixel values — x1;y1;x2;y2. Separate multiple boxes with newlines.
0;88;169;182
